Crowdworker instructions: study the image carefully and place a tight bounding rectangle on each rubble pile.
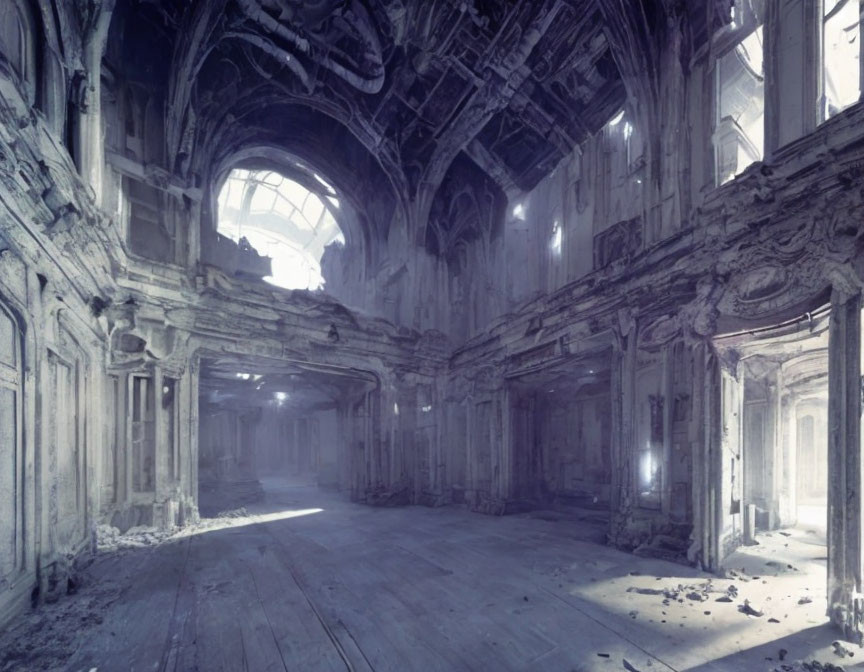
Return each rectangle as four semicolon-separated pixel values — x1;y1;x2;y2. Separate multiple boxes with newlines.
94;523;177;552
0;558;122;672
772;662;846;672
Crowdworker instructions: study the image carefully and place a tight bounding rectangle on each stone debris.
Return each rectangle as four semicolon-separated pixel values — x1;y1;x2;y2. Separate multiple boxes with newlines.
0;555;122;672
627;587;667;596
831;641;854;659
95;508;266;554
628;580;739;607
738;600;764;618
95;524;176;552
773;663;845;672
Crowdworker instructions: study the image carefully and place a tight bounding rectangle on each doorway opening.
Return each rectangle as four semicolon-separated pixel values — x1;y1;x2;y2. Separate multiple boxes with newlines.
714;305;830;614
728;310;830;543
506;350;613;539
196;356;376;517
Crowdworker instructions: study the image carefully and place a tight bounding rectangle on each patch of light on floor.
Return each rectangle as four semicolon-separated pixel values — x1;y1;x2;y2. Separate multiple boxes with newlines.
796;503;827;542
179;508;324;538
561;529;834;670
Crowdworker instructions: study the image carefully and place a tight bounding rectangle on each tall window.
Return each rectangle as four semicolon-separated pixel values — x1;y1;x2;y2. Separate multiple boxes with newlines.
0;299;22;577
716;26;765;185
217;169;345;290
823;0;861;119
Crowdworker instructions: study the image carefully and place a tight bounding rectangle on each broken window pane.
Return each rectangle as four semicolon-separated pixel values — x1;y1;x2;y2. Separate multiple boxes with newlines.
716;26;765;185
824;0;861;119
217;169;345;291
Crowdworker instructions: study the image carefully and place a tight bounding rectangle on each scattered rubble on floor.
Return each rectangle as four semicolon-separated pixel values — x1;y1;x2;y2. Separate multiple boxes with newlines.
95;506;268;553
94;524;177;552
739;600;765;617
2;506;277;671
831;641;855;659
773;662;847;672
626;579;740;608
0;557;121;672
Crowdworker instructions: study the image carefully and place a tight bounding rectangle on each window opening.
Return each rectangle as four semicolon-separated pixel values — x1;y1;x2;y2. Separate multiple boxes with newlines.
716;25;765;184
550;220;562;255
217;168;345;290
823;0;861;119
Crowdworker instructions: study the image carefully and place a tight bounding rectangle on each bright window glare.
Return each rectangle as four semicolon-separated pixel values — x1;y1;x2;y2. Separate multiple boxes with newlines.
217;169;345;290
824;0;861;118
551;221;562;254
640;450;655;488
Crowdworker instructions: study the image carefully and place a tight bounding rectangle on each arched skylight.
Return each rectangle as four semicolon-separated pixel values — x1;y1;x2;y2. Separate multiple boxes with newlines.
217;169;345;290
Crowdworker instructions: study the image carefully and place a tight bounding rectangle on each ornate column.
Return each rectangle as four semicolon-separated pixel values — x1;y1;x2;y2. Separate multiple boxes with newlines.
718;352;745;562
775;387;796;528
827;289;863;642
185;356;200;523
694;343;723;571
610;311;637;539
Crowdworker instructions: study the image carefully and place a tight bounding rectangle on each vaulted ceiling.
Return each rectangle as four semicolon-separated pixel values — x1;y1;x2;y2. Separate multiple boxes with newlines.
105;0;729;257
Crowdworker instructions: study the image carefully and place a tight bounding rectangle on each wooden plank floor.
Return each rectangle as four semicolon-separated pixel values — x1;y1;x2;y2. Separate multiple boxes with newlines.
26;478;849;671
